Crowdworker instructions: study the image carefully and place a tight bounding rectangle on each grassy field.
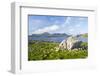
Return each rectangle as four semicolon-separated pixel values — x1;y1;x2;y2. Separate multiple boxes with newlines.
28;41;88;61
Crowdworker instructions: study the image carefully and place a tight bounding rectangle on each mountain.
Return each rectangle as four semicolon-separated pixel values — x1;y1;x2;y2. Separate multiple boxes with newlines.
28;33;70;42
41;32;50;35
28;33;88;43
30;32;70;37
76;33;88;37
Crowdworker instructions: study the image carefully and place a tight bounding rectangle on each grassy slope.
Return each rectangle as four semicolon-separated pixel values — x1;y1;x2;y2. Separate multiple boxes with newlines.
28;41;88;61
81;33;88;38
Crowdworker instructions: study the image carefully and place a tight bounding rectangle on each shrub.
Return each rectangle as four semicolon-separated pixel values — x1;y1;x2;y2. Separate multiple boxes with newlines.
80;42;88;50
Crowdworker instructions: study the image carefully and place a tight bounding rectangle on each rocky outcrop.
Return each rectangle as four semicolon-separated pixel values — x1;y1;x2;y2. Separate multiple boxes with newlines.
67;36;82;50
59;36;82;50
59;39;67;50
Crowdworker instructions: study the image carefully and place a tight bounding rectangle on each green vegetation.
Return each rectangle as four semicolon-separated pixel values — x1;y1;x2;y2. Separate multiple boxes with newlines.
81;33;88;38
28;41;88;61
80;42;88;50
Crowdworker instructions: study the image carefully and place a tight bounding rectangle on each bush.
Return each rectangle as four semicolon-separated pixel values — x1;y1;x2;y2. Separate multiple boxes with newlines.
80;42;88;50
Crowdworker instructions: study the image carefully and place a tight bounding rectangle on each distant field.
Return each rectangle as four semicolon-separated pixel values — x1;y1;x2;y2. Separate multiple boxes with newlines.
28;41;88;61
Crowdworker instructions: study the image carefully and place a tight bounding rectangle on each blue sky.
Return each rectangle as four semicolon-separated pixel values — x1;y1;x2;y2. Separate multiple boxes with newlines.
28;15;88;35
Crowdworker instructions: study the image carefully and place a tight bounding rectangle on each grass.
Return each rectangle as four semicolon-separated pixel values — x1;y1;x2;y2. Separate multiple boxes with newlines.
28;41;88;61
81;33;88;38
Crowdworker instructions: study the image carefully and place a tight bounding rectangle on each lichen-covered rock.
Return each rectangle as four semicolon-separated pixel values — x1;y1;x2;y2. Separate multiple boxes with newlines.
59;39;67;50
67;36;82;50
59;36;82;50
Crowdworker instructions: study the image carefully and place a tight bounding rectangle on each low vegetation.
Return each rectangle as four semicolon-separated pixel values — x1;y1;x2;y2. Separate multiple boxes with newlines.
28;41;88;61
81;33;88;38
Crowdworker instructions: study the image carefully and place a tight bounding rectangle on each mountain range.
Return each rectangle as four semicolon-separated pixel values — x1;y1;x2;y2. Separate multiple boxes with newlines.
28;32;88;43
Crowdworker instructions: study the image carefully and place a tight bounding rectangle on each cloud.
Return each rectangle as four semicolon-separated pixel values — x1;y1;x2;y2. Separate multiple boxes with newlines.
65;17;71;24
69;28;74;32
75;24;81;27
32;25;59;34
62;17;71;27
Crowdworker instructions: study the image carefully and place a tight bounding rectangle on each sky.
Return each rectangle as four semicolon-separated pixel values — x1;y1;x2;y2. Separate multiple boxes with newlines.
28;15;88;35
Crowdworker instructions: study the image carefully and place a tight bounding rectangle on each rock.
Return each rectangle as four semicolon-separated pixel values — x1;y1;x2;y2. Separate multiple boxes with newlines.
59;39;67;50
59;36;82;50
67;36;82;50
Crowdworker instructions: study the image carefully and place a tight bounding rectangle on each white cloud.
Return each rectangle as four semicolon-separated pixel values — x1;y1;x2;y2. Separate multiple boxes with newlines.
62;17;71;27
32;25;59;34
68;26;73;28
75;24;81;27
65;17;71;24
69;28;74;32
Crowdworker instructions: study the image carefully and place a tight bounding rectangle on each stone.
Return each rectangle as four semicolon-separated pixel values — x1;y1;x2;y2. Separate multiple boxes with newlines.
59;36;82;50
59;39;67;50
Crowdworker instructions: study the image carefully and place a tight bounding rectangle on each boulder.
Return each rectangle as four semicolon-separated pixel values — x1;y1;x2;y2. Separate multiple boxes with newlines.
59;36;82;50
67;36;82;50
59;39;67;50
